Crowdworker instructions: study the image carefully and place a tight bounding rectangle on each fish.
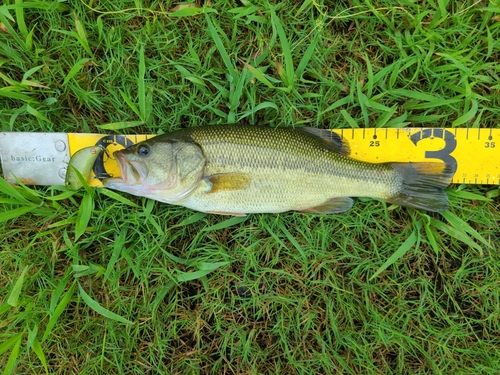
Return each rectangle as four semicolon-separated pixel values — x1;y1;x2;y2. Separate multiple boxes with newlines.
103;125;453;215
65;146;103;190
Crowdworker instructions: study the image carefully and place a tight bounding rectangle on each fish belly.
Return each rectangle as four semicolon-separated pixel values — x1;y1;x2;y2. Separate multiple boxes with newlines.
178;165;397;215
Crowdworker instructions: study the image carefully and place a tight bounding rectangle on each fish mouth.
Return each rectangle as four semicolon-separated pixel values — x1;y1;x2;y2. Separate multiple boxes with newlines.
104;151;144;186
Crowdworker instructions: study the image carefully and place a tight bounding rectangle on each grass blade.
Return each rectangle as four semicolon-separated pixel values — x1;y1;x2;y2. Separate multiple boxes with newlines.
25;24;35;50
271;11;294;87
30;337;48;374
375;104;398;128
168;5;203;17
340;109;359;128
197;261;231;271
78;283;133;325
2;332;22;375
238;101;279;121
49;273;71;314
98;188;140;207
96;120;144;130
177;262;230;282
26;104;50;123
43;282;75;341
320;96;351;115
173;212;208;227
452;99;478;127
0;88;33;101
0;205;38;224
0;333;23;356
242;62;275;88
119;89;141;118
390;89;441;102
206;15;238;82
228;66;248;122
429;217;483;253
230;65;248;109
0;178;30;203
75;191;93;241
177;269;214;282
0;9;27;51
63;58;91;85
403;97;463;110
371;230;417;280
440;211;491;251
423;219;441;256
138;45;147;122
356;79;370;127
73;12;93;57
104;227;128;282
7;266;27;307
295;35;317;79
447;189;492;202
14;0;28;38
202;216;248;231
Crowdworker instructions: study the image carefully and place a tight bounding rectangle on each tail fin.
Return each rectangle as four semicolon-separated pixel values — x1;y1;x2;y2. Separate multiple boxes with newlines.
387;162;454;212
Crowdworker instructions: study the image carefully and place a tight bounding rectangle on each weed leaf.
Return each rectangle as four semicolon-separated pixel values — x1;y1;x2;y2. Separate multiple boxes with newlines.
78;283;133;325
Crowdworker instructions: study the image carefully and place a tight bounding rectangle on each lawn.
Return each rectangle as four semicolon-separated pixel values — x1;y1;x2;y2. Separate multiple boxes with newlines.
1;0;500;373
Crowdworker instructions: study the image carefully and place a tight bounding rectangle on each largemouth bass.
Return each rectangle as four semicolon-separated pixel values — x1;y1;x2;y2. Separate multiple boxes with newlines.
103;125;453;215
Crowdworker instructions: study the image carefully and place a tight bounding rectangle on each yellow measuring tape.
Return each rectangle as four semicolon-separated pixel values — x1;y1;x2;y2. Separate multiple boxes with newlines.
67;128;500;186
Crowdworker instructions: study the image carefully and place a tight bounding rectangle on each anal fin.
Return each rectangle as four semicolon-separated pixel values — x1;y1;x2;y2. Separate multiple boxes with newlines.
300;197;354;214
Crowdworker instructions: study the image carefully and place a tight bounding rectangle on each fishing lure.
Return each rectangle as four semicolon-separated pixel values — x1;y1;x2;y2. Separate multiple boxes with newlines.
65;146;103;190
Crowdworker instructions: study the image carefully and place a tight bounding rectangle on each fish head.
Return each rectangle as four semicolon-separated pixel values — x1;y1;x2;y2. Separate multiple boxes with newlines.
103;139;206;202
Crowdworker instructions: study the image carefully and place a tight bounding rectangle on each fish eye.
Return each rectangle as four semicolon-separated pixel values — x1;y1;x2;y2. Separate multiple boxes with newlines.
137;145;151;158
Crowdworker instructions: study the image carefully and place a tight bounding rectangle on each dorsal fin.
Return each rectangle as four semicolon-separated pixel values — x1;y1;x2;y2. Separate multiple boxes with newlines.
301;127;350;156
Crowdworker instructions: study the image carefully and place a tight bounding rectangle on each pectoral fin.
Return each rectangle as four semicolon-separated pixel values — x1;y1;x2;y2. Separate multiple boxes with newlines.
300;197;354;214
206;173;251;193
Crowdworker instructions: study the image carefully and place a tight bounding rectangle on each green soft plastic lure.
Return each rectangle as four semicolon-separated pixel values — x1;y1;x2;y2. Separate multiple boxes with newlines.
65;146;103;190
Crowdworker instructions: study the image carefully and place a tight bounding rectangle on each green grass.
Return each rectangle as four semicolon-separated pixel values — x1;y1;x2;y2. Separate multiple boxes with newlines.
1;0;500;373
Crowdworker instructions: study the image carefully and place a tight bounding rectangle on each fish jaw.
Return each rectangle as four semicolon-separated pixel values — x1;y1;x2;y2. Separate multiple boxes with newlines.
113;152;147;185
102;176;151;196
103;176;197;204
102;151;154;196
103;150;198;203
102;176;125;190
